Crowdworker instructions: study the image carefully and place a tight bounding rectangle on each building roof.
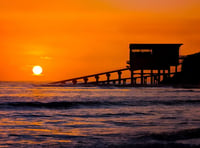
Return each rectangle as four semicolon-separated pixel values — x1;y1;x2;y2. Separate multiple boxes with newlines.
129;44;183;49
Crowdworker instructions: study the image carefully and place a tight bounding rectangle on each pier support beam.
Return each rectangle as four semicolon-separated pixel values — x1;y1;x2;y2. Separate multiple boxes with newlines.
118;71;122;85
163;69;166;80
106;73;111;84
131;70;134;86
134;78;137;85
168;67;171;78
151;69;153;84
72;79;77;85
158;69;161;84
144;76;147;85
175;65;178;74
123;79;126;85
141;69;144;85
95;75;99;84
154;75;157;84
83;77;88;84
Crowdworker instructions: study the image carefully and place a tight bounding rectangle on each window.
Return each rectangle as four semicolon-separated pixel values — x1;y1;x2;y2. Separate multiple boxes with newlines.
132;49;152;54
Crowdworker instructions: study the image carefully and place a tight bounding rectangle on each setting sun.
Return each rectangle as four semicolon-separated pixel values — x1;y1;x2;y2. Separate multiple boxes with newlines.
32;66;43;75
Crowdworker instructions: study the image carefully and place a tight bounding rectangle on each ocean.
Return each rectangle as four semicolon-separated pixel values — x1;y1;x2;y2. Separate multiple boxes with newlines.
0;82;200;148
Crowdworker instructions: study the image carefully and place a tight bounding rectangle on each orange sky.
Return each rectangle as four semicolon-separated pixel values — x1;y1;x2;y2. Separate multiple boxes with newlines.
0;0;200;81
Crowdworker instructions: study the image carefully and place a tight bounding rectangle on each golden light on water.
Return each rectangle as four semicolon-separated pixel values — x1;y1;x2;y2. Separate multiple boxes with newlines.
32;66;43;75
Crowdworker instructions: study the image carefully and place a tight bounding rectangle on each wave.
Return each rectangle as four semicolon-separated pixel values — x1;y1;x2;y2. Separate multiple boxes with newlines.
140;128;200;141
0;101;126;110
1;99;200;110
59;112;136;118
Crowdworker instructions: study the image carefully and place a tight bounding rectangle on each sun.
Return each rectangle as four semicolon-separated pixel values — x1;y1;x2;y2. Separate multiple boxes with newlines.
32;66;43;75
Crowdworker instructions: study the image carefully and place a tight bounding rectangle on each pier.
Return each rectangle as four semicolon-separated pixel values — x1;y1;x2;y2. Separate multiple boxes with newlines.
48;43;184;87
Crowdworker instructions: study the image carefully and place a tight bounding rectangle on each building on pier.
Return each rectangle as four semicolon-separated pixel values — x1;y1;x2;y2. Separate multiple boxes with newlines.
128;44;182;85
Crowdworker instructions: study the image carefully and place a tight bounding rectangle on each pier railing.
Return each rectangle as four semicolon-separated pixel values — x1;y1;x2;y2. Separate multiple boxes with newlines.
49;68;128;85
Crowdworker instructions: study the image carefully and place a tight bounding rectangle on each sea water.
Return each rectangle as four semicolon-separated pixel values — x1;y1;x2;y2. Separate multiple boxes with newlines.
0;82;200;148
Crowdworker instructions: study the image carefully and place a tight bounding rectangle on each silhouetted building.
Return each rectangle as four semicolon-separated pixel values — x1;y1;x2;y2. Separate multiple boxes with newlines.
162;52;200;86
129;44;182;70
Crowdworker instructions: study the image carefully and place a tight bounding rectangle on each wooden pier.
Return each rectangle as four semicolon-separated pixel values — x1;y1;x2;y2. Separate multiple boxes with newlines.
48;43;184;87
48;68;181;87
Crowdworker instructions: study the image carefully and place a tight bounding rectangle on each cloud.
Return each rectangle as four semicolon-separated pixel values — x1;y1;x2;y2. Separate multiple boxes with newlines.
40;56;52;60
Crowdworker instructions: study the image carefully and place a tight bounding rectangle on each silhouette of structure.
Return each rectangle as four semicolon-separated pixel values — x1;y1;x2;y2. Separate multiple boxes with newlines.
129;44;182;86
48;43;189;87
161;52;200;87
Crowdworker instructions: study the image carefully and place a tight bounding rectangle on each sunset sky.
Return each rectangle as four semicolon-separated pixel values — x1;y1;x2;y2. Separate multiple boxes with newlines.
1;0;200;81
